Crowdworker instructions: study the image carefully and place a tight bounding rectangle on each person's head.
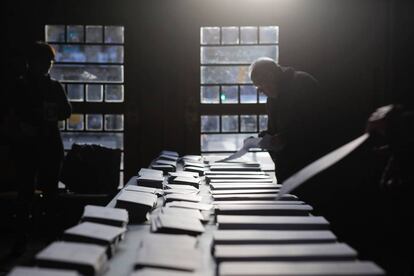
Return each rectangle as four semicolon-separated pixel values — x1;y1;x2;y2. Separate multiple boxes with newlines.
27;41;56;76
249;57;282;98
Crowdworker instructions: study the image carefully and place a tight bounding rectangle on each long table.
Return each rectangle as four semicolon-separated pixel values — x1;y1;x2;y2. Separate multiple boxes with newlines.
103;152;274;276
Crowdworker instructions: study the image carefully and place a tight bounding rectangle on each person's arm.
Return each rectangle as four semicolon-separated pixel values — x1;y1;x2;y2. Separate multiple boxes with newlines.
55;81;72;120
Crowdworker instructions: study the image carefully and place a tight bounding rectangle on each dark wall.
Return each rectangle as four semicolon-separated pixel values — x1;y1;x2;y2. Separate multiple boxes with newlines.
5;0;396;179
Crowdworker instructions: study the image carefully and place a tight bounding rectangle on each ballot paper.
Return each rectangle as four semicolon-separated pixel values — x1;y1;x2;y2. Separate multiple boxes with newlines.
218;261;385;276
217;137;262;162
278;133;369;199
8;267;80;276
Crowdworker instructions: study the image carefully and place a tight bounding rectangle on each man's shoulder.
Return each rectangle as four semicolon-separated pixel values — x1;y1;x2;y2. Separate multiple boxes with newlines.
294;70;318;84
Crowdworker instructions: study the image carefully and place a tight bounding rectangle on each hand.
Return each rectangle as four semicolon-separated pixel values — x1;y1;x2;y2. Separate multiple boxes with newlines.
258;133;284;152
258;130;269;138
366;105;394;137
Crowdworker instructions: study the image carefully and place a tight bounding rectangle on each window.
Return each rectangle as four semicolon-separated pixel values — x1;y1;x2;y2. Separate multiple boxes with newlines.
200;26;278;152
46;25;125;186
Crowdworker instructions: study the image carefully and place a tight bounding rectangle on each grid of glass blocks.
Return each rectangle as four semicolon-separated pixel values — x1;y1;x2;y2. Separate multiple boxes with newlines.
200;114;268;134
200;26;278;152
46;24;125;185
65;83;124;103
201;84;268;104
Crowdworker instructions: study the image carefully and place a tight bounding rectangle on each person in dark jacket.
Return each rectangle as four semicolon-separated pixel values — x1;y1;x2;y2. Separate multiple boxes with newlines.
249;57;327;182
6;41;71;254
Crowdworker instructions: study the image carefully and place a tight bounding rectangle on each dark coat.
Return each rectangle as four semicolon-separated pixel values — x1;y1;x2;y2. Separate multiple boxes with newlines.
266;67;327;182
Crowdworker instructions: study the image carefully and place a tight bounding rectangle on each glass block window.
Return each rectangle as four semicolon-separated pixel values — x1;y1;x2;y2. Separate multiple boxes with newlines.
46;24;125;186
200;26;278;152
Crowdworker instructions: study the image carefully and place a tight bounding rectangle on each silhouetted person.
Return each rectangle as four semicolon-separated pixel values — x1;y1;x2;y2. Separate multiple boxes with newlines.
6;41;71;255
249;57;327;182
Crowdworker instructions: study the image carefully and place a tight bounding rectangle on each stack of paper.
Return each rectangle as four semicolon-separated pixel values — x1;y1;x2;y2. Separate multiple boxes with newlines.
214;204;313;216
218;261;385;275
35;241;107;276
213;230;337;245
8;267;80;276
136;174;164;189
115;191;157;223
151;213;205;236
81;205;128;228
61;222;126;258
214;243;357;262
217;215;330;230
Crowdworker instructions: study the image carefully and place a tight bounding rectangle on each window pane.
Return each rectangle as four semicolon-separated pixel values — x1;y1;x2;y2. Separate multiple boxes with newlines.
201;45;277;64
200;86;220;104
240;85;257;103
201;27;220;45
240;115;257;132
201;133;254;152
62;132;124;150
222;115;238;132
201;66;250;84
45;25;65;42
86;25;103;43
105;114;124;131
201;115;219;133
221;86;238;104
86;84;103;102
67;114;84;130
105;85;124;102
67;25;84;43
222;27;239;44
50;64;124;83
240;26;257;44
53;44;124;63
120;152;124;170
66;84;84;102
86;114;103;131
104;26;124;43
259;26;279;44
259;91;267;103
259;115;268;132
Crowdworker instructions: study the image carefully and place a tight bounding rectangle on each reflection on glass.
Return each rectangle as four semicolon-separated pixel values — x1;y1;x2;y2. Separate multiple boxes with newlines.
240;115;257;132
201;45;277;65
259;91;268;103
201;27;220;45
259;115;268;132
120;152;124;170
105;85;124;102
62;132;124;150
201;66;250;84
240;26;257;44
86;84;103;102
67;114;84;130
222;27;239;44
200;86;220;104
45;25;65;42
50;64;124;83
201;115;219;133
104;26;124;43
259;26;279;44
66;84;84;102
221;86;238;104
86;25;103;43
105;114;124;131
240;85;257;103
67;25;84;43
201;133;254;152
222;115;238;132
86;114;103;131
